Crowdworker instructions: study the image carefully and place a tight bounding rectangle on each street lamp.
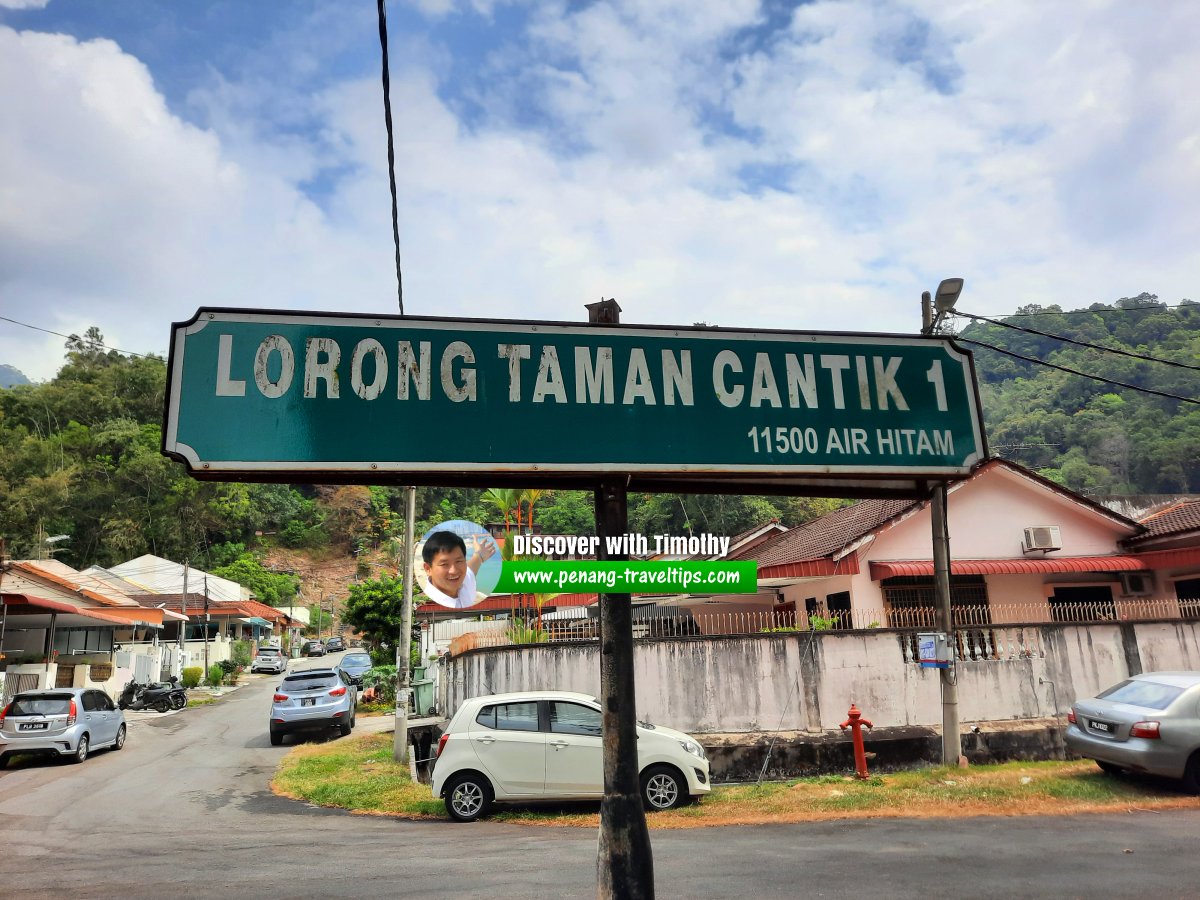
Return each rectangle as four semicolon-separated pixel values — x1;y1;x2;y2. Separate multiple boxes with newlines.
922;277;964;336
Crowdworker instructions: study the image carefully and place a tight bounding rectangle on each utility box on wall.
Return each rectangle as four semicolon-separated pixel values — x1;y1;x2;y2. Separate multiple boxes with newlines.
917;632;953;669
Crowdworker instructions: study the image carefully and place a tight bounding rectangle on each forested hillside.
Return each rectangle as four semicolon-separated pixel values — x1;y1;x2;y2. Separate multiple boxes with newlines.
956;293;1200;495
1;295;1196;581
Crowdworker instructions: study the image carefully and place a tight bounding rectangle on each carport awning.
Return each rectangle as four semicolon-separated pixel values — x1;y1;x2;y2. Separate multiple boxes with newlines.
871;556;1153;579
2;593;135;625
240;616;272;627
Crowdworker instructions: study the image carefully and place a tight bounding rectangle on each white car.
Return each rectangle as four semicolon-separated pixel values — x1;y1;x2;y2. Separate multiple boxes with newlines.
431;690;710;822
251;646;287;674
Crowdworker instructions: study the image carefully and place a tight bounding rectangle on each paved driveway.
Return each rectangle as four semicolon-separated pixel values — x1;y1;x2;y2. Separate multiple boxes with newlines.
3;664;1200;899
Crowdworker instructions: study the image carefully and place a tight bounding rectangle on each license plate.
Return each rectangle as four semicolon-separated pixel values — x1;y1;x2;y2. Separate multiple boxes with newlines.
1089;719;1113;733
20;722;49;730
302;698;316;707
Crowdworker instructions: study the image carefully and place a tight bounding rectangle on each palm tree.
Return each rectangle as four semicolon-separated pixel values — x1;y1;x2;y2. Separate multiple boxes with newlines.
482;488;520;530
521;489;548;535
531;592;560;632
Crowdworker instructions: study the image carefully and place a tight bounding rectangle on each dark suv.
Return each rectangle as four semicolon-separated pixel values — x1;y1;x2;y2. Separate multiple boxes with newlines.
325;636;345;652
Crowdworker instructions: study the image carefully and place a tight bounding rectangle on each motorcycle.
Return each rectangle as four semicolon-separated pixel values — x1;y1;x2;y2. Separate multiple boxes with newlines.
118;677;187;713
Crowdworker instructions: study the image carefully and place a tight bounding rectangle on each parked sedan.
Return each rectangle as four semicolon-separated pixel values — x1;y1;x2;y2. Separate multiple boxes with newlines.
269;668;357;745
432;690;710;822
302;640;327;657
336;651;373;687
251;646;287;674
0;688;127;766
1065;671;1200;792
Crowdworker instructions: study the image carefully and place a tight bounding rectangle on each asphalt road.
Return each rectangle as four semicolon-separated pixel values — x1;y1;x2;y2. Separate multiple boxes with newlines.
3;654;1200;899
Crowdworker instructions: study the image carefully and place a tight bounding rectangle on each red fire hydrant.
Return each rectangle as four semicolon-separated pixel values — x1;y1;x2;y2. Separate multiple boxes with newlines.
840;703;874;779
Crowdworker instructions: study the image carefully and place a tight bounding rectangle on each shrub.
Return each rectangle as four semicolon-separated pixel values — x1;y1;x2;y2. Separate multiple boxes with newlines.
231;640;253;668
363;665;398;704
507;621;548;644
808;614;840;631
369;644;394;667
218;659;238;675
207;663;225;686
182;667;204;689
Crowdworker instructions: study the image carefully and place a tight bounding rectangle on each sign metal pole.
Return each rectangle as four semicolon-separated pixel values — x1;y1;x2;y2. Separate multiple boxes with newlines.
589;299;654;899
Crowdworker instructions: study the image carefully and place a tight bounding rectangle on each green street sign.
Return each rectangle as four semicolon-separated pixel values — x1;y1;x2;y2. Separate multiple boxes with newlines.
163;309;987;494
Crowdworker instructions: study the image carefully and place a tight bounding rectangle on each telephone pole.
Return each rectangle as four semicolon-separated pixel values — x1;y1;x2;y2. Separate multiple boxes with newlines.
394;485;416;763
923;280;963;766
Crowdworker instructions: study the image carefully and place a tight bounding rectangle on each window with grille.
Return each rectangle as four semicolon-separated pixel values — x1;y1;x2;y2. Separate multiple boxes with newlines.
881;575;991;627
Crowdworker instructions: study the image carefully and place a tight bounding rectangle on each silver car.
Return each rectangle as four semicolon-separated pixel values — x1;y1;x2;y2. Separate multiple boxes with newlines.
251;646;288;674
269;668;357;746
1065;671;1200;792
0;688;127;766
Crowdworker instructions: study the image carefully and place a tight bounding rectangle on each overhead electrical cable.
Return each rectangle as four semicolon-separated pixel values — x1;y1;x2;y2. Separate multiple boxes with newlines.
0;314;161;360
376;0;404;315
956;337;1200;406
953;310;1200;372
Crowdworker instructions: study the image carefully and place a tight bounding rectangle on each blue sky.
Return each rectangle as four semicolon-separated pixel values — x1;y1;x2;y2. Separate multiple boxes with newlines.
1;0;1197;381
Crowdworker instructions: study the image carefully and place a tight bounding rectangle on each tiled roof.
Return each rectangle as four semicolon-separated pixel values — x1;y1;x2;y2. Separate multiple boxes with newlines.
11;560;139;607
130;593;256;617
730;498;916;567
1129;499;1200;542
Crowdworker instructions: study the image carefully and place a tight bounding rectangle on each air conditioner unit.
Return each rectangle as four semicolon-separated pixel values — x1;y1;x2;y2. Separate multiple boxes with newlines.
1119;572;1154;597
1022;526;1062;553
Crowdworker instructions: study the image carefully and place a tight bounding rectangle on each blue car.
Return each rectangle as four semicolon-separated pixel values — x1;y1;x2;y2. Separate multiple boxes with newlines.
337;651;373;687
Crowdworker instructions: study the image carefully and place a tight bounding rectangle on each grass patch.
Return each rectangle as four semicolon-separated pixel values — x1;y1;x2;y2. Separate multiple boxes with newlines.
271;733;443;818
270;740;1200;829
186;697;217;708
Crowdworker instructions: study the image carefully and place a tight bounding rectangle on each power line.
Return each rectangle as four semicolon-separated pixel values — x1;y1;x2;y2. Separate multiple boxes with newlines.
957;337;1200;406
377;0;404;315
0;314;162;361
953;310;1200;372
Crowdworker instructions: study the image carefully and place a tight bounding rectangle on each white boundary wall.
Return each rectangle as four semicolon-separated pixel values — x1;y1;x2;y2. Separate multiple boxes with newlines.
444;621;1200;733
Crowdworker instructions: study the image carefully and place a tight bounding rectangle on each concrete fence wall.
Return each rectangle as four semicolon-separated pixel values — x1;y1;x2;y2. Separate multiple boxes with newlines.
443;620;1200;734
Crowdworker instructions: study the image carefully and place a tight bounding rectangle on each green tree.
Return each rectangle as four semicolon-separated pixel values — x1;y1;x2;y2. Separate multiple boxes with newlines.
211;553;300;607
341;575;408;651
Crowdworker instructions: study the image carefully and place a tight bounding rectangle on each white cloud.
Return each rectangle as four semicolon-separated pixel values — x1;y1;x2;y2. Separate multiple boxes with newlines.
1;2;1198;386
0;0;50;9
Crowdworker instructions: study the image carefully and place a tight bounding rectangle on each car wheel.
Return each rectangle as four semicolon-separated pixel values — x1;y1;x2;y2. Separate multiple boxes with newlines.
640;765;685;811
72;734;90;764
0;752;8;769
1182;752;1200;795
1096;761;1125;776
113;724;127;751
339;717;353;736
270;728;284;747
445;772;494;822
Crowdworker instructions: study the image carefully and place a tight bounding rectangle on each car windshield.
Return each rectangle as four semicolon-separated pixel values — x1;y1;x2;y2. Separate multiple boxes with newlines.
343;654;371;666
1097;679;1186;710
10;695;72;716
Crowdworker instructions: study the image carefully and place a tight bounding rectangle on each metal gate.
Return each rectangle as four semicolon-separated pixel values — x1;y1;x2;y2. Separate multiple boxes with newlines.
2;673;40;705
